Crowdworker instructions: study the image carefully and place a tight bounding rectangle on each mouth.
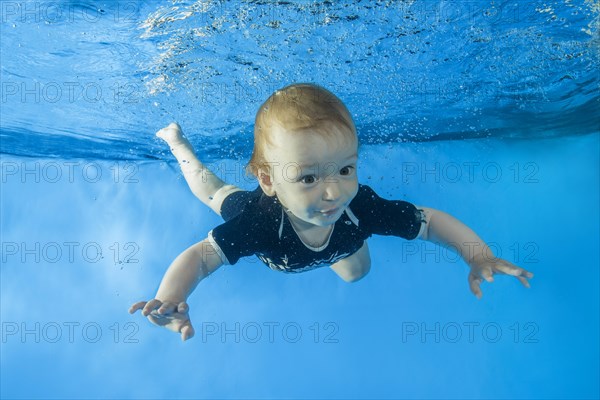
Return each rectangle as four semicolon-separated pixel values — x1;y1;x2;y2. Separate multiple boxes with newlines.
318;207;340;217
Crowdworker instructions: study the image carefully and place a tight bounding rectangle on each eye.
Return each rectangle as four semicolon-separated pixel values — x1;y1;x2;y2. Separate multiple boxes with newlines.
299;175;317;184
340;165;354;176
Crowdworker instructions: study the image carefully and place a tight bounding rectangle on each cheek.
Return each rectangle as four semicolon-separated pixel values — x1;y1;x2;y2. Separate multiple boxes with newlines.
276;184;306;207
341;178;358;195
288;188;318;210
350;180;359;196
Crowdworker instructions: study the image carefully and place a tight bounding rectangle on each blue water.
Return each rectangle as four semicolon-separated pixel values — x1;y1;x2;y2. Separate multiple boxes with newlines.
1;1;599;399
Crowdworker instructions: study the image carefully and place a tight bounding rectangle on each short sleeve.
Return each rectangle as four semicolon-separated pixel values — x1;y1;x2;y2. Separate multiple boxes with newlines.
209;210;267;265
351;184;425;240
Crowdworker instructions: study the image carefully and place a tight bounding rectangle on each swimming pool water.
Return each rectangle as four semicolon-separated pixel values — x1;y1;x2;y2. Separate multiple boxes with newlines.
1;1;599;399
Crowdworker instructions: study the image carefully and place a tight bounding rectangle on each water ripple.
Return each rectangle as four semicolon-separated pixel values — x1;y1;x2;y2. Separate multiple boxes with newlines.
1;0;598;160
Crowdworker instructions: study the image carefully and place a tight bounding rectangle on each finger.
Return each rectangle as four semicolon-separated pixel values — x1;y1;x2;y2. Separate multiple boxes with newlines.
516;275;531;288
177;302;189;314
522;269;534;279
481;268;494;283
494;260;533;278
157;302;178;315
142;299;163;316
492;260;522;276
129;301;147;314
512;267;533;279
468;273;483;299
181;323;195;341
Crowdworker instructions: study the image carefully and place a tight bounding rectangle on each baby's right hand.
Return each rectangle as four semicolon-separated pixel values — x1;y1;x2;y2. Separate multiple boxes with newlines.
155;122;185;146
129;299;195;341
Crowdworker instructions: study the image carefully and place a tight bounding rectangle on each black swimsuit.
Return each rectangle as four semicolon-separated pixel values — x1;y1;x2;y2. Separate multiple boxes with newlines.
208;184;425;273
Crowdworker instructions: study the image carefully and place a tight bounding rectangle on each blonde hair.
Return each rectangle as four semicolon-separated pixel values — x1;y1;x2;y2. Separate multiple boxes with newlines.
247;83;357;177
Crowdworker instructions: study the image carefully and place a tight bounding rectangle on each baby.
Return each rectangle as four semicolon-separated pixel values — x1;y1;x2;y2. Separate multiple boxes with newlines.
130;83;533;341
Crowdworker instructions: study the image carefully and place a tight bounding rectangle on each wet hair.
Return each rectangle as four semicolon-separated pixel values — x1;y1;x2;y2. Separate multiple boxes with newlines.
247;83;357;177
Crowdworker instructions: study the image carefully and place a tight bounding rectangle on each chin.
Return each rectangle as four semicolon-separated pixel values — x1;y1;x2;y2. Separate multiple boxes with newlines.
311;215;342;227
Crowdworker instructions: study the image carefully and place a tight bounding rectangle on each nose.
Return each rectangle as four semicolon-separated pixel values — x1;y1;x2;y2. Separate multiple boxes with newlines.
322;182;341;202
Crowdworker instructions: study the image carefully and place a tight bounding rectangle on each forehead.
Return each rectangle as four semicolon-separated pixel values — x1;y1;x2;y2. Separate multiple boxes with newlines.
267;126;357;166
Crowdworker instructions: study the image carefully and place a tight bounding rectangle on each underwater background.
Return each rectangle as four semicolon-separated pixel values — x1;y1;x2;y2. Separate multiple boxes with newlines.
1;1;599;399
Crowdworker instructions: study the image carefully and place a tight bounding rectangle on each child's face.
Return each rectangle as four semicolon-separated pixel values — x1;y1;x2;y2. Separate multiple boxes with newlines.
260;126;359;228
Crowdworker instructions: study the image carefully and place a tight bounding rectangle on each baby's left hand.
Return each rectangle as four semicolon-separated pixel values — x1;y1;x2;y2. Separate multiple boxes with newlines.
467;254;533;299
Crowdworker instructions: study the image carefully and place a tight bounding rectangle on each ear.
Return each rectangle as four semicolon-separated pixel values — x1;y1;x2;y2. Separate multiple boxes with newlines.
257;168;276;197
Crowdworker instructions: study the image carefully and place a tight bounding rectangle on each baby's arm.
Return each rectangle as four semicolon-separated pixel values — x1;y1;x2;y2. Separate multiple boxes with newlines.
129;238;224;340
157;123;242;215
418;207;533;298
